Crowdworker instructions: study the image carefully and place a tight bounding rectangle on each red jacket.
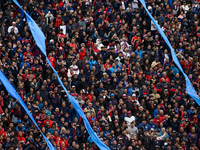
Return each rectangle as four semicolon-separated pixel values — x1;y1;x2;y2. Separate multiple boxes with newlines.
154;118;161;127
48;56;56;68
0;127;4;136
159;115;165;123
159;76;170;84
17;131;26;143
79;49;86;60
42;119;53;127
88;116;97;124
58;139;69;148
181;60;192;69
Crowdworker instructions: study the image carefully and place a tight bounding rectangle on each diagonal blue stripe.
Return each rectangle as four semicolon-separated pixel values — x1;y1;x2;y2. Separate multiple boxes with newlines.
139;0;200;106
13;0;46;56
12;0;110;149
0;71;55;150
46;58;110;150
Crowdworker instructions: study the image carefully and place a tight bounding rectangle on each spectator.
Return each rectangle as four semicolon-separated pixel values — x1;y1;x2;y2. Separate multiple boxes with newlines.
7;22;18;34
0;0;199;149
124;111;136;127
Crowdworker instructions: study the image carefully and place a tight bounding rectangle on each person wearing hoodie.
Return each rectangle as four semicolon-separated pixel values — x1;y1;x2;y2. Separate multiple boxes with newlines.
17;131;26;144
45;11;54;25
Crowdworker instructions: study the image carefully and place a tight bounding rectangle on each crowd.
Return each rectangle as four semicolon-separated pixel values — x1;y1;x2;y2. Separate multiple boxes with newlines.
0;0;200;150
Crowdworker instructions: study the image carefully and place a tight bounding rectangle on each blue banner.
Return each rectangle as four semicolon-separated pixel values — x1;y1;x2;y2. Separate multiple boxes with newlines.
13;0;110;149
0;71;55;150
13;0;46;56
139;0;200;106
46;58;110;150
169;0;172;6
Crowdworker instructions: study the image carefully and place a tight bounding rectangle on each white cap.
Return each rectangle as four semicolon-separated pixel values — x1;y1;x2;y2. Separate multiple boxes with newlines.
103;72;107;75
148;6;152;10
132;93;136;97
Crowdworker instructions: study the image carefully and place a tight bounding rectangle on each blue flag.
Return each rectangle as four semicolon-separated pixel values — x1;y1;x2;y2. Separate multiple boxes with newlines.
0;71;55;150
12;0;110;149
139;0;200;106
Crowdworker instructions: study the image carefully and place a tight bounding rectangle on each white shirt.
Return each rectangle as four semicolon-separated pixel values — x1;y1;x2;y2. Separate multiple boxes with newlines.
122;51;130;57
121;1;126;10
60;25;66;35
124;116;136;127
164;54;169;62
132;0;138;10
8;26;19;34
70;65;79;75
181;5;189;14
151;20;158;31
120;41;130;51
132;99;140;106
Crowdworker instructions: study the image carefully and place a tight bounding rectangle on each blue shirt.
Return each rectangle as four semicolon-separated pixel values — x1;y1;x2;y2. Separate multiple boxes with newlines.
88;60;97;70
110;67;117;73
19;62;31;69
48;128;59;135
135;50;143;58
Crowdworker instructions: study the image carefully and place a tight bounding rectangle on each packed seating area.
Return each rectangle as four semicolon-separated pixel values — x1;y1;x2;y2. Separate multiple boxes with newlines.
0;0;200;150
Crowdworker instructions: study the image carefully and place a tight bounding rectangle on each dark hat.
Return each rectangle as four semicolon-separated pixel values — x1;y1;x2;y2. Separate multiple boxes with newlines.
35;136;40;139
156;129;160;132
61;134;65;138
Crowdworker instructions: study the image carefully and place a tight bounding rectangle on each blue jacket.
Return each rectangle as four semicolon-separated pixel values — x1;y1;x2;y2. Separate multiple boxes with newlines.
16;126;26;132
147;123;157;130
135;50;143;58
19;62;31;69
88;60;97;70
110;67;117;73
169;66;179;75
137;123;149;130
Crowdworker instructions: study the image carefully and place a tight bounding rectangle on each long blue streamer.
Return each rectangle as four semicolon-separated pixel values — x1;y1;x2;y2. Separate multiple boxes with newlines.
46;58;110;150
169;0;172;6
139;0;200;106
0;71;55;150
12;0;110;149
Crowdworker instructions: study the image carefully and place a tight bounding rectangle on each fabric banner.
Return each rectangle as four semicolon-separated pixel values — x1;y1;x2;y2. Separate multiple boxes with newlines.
0;71;55;150
12;0;110;149
169;0;172;6
139;0;200;106
46;58;110;150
